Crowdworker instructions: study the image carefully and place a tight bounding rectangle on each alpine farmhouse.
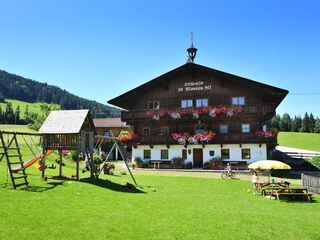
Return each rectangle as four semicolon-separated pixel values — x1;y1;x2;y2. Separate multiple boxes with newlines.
108;44;288;168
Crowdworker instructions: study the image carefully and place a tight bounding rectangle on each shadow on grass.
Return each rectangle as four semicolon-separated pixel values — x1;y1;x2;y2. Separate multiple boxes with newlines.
80;178;145;194
19;181;66;192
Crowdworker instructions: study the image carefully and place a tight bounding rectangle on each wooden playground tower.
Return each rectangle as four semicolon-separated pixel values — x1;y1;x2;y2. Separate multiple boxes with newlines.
1;110;137;189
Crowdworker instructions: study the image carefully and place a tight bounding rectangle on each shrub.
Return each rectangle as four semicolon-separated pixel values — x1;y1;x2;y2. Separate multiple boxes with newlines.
172;157;185;168
308;156;320;169
185;161;193;169
142;160;149;168
134;157;143;167
70;150;78;161
203;161;211;169
93;155;103;165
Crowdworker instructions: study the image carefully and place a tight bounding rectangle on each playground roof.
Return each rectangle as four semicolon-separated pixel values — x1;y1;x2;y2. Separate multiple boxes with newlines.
39;109;92;134
93;118;129;128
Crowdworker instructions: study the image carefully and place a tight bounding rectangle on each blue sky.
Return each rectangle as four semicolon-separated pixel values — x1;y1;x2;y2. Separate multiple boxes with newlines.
0;0;319;117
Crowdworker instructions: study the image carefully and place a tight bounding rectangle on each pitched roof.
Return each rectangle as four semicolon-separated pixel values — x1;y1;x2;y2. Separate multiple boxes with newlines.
93;118;129;128
39;109;91;134
108;62;289;110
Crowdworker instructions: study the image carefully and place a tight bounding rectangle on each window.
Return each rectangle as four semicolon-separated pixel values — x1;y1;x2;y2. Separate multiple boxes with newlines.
219;125;229;134
232;97;245;105
242;124;250;133
148;101;160;109
161;149;169;159
103;131;110;137
196;99;208;108
221;149;230;159
161;127;169;136
181;99;193;108
194;123;205;134
143;127;150;136
182;149;187;159
144;150;151;159
242;149;251;159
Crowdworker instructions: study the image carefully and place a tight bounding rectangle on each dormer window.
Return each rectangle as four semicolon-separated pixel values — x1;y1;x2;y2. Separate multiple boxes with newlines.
181;99;193;108
149;101;160;109
196;99;208;108
232;97;245;105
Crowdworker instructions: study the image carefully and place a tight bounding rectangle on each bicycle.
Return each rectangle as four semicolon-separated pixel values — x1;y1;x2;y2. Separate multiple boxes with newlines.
221;171;236;179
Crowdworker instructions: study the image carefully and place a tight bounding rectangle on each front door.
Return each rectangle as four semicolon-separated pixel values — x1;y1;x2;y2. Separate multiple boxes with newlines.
193;148;203;168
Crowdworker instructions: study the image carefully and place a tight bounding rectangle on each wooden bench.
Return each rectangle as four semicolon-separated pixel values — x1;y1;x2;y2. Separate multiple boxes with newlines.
273;188;312;202
149;160;172;169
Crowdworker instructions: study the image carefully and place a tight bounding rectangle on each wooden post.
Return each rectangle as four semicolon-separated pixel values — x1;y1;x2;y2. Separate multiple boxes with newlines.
41;149;46;179
76;150;80;181
59;150;63;177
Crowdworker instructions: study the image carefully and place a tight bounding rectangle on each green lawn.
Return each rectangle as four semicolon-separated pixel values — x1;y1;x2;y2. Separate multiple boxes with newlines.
278;132;320;152
0;165;319;240
0;125;319;239
0;99;60;119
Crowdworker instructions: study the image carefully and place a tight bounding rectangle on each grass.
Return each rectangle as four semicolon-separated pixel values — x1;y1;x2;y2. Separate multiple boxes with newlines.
0;125;319;239
0;166;319;240
0;99;60;119
278;132;320;152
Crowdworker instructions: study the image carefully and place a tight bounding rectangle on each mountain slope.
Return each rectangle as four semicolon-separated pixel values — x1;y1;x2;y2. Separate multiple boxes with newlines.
0;70;120;117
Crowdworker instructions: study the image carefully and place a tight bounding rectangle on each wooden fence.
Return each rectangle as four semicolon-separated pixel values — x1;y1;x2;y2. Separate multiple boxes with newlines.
302;173;320;194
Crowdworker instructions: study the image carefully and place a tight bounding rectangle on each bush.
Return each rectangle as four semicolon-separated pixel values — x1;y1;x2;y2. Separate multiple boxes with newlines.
203;161;211;169
172;157;185;168
134;157;143;167
185;162;192;169
142;160;149;168
203;157;223;170
308;156;320;169
70;150;78;161
93;155;103;165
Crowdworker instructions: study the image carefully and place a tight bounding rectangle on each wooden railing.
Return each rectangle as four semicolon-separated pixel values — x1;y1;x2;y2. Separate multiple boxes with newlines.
122;104;275;122
302;173;320;194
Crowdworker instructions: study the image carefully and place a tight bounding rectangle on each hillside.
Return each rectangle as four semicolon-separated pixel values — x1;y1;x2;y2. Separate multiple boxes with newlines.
278;132;320;152
0;70;120;118
0;99;60;119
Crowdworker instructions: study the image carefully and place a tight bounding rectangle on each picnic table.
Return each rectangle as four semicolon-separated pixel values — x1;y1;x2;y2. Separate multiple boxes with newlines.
259;181;290;195
272;187;312;202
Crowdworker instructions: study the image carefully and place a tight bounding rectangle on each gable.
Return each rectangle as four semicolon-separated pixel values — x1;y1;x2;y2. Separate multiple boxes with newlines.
39;109;93;134
108;63;288;110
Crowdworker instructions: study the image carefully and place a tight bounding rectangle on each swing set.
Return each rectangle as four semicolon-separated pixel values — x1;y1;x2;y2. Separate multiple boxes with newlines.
0;131;52;189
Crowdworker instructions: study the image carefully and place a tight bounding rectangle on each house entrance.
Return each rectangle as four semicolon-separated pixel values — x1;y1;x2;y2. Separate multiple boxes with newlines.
193;148;203;168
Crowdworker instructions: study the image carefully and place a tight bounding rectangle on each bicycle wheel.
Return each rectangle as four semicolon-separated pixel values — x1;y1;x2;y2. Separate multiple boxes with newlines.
230;172;236;179
221;172;227;179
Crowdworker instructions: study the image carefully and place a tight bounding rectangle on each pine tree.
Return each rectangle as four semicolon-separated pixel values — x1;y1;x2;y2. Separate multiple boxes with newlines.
14;106;21;124
24;105;30;123
4;102;14;124
301;112;310;132
0;105;3;123
314;118;320;133
280;113;292;131
291;115;302;132
271;114;281;130
309;113;315;133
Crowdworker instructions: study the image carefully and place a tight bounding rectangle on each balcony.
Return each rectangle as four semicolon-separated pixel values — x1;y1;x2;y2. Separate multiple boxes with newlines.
122;104;275;122
128;132;276;146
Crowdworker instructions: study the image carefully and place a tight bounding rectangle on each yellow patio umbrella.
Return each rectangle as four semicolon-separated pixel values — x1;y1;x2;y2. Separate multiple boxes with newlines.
248;160;291;181
248;160;291;170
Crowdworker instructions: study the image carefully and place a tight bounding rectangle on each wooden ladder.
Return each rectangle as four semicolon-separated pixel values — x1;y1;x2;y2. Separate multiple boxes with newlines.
0;132;29;189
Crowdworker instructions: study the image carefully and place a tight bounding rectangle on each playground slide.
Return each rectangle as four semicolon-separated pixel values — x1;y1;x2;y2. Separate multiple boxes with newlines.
12;150;54;171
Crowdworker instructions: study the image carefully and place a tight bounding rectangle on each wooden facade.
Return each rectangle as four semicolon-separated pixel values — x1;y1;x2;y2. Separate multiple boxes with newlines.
93;118;131;139
108;62;288;167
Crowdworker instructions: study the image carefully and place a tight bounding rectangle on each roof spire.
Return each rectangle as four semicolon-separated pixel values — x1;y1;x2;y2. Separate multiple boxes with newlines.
187;32;197;63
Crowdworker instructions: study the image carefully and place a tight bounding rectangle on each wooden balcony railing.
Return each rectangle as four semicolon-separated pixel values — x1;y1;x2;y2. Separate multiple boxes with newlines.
129;132;276;146
122;104;275;122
